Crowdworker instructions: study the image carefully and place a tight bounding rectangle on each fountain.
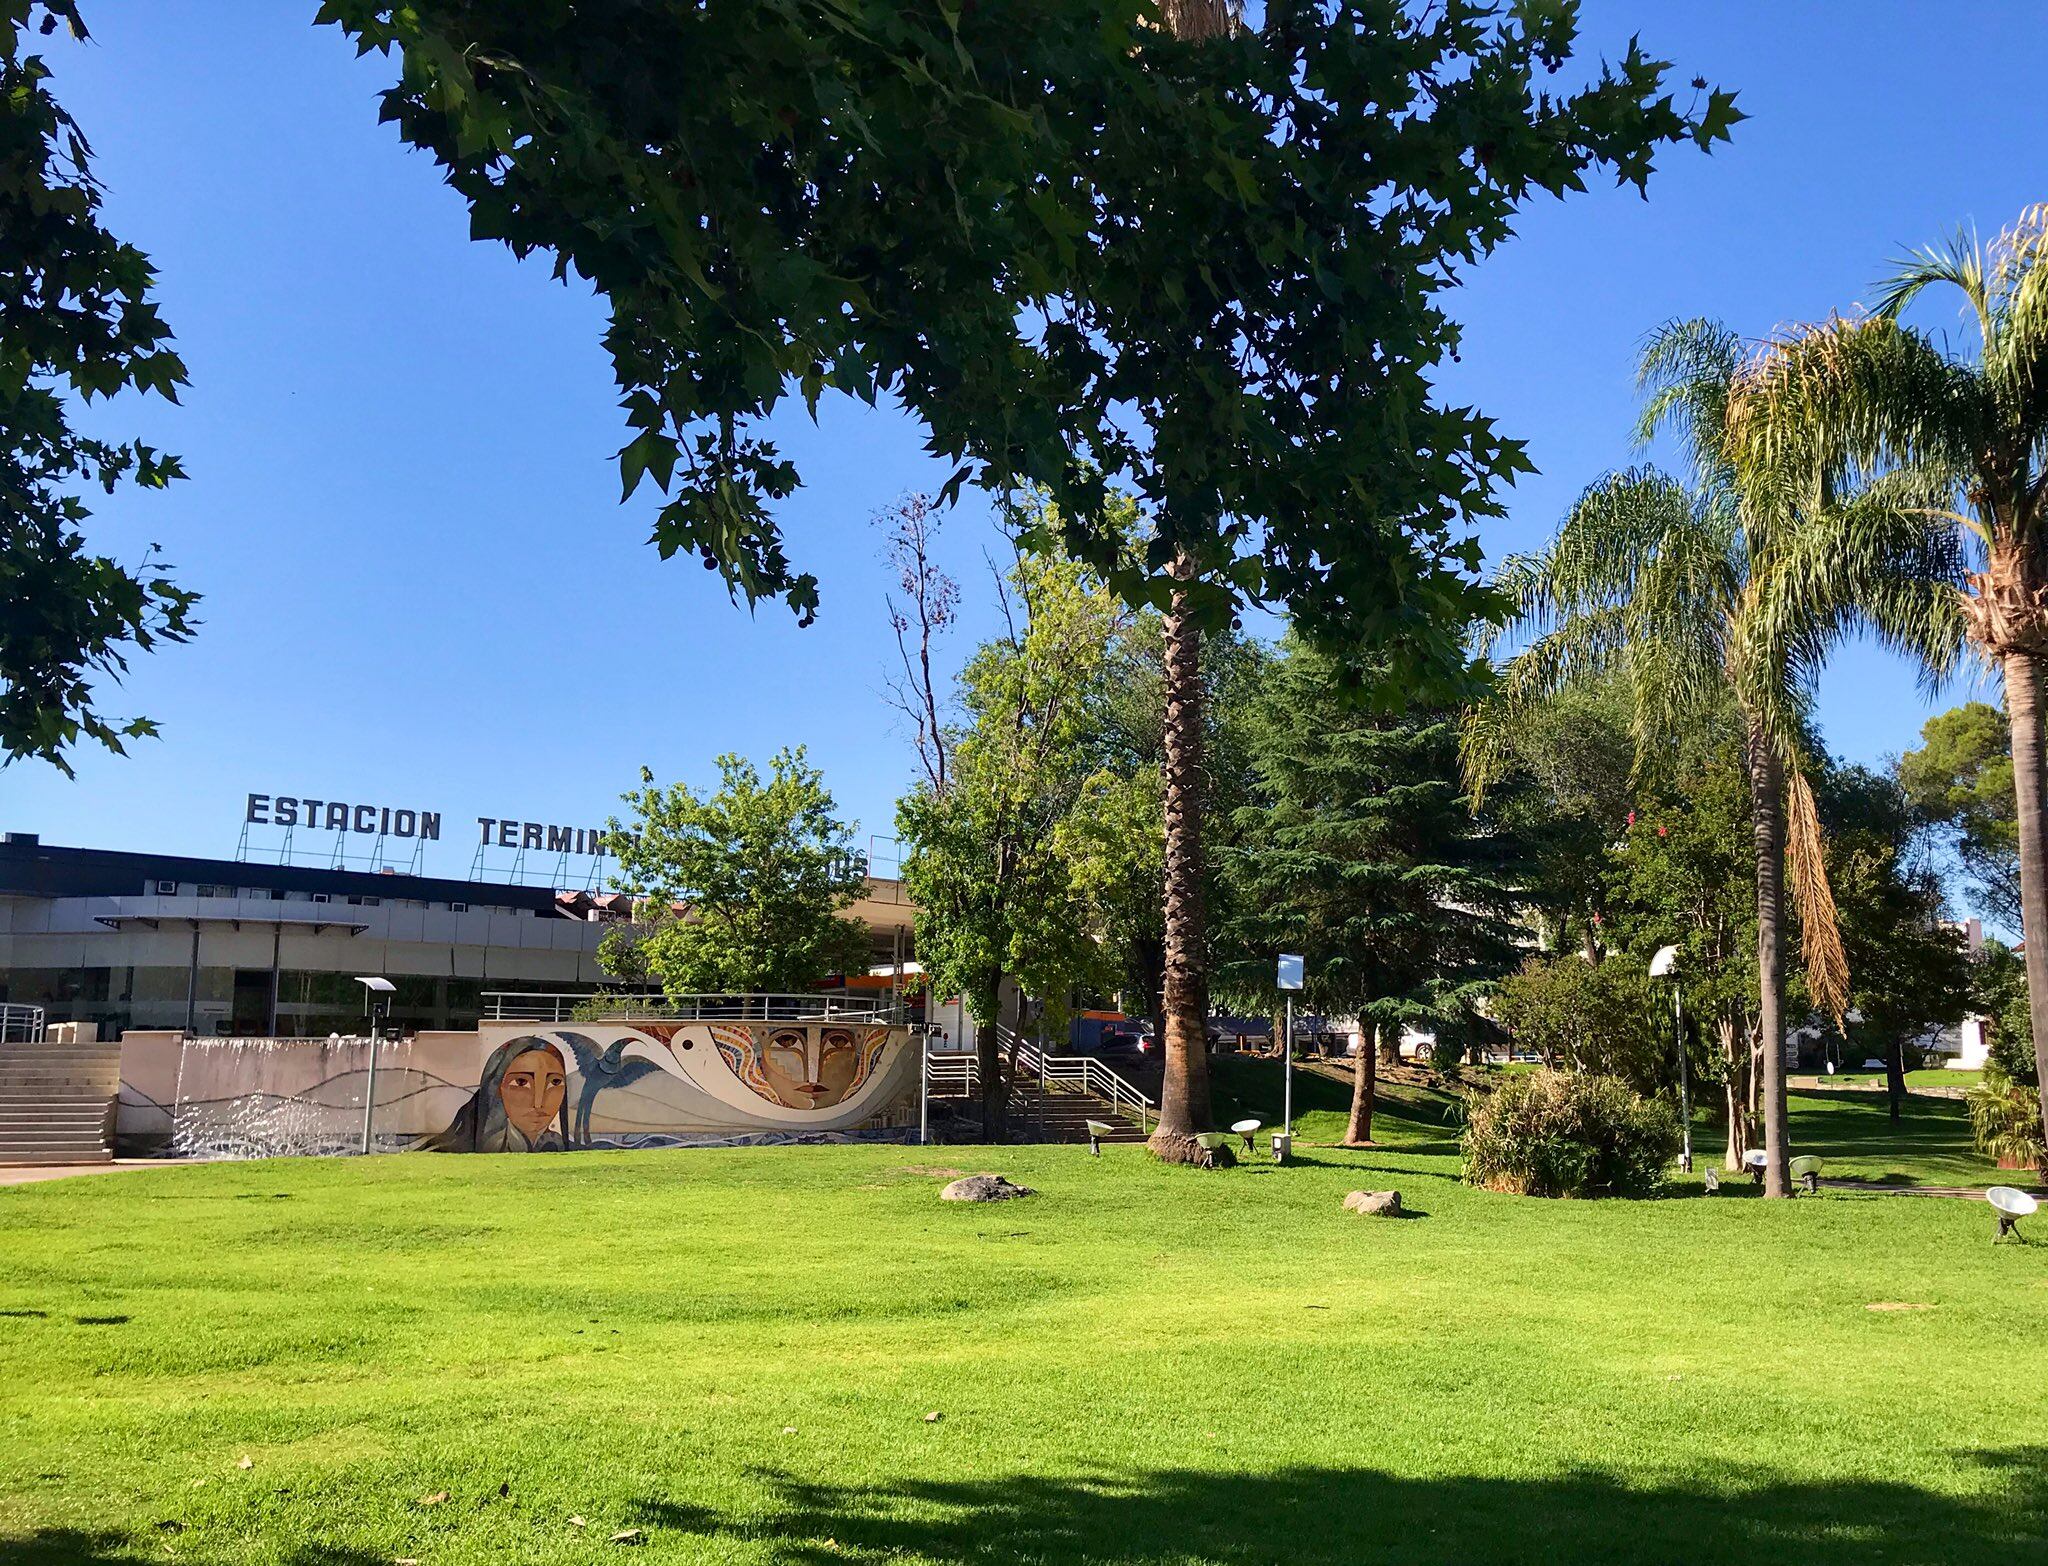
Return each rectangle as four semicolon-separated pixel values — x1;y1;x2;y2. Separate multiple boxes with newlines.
170;1035;418;1159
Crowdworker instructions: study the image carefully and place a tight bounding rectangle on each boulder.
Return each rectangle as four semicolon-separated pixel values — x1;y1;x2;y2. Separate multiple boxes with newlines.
940;1174;1035;1203
1342;1189;1402;1217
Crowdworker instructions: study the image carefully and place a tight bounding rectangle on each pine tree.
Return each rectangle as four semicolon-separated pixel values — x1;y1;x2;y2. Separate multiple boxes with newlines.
1222;643;1522;1144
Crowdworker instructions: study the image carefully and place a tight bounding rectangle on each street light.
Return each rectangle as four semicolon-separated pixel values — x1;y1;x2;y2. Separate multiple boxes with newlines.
1649;945;1692;1173
1277;954;1304;1163
355;976;396;1155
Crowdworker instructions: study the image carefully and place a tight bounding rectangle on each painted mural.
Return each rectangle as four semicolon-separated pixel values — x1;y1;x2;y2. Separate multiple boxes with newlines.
416;1038;571;1153
141;1019;919;1159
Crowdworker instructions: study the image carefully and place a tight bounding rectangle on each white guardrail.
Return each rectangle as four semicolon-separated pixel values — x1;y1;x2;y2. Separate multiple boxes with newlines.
919;1032;1154;1142
0;1004;45;1044
481;991;911;1024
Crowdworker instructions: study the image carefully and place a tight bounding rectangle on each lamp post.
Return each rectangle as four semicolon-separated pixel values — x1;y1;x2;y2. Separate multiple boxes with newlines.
355;976;396;1155
1649;945;1691;1173
1277;954;1304;1162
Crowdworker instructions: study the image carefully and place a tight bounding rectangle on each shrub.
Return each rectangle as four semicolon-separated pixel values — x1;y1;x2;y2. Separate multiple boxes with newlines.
1463;1069;1679;1197
1965;1065;2047;1172
1491;955;1667;1094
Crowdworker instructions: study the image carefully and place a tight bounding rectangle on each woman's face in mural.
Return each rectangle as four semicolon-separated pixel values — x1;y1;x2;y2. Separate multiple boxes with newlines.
758;1027;863;1110
499;1048;567;1140
815;1028;862;1104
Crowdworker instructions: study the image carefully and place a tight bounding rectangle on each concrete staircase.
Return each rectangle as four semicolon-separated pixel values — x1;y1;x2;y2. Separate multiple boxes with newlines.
0;1039;120;1165
1006;1078;1149;1145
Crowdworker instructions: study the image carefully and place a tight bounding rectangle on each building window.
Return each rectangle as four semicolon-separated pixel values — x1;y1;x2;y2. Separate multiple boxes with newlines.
154;880;178;895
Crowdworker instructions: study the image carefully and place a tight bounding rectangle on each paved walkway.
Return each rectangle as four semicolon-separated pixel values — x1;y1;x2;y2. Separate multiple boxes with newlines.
0;1159;184;1189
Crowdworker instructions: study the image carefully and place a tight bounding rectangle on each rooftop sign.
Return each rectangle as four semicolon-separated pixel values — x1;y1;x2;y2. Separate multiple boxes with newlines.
244;794;604;857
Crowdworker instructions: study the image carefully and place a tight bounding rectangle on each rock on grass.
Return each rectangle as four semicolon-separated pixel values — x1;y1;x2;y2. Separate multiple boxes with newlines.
940;1175;1034;1203
1343;1190;1402;1217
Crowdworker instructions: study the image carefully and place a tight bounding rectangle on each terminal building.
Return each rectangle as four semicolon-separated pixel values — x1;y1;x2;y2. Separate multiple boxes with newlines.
0;832;919;1039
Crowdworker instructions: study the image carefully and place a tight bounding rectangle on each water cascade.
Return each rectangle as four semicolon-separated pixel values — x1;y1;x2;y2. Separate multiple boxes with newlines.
170;1035;415;1159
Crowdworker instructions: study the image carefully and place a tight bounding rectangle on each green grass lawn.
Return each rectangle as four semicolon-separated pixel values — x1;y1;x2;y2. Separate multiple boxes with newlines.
3;1066;2046;1565
1802;1068;1983;1091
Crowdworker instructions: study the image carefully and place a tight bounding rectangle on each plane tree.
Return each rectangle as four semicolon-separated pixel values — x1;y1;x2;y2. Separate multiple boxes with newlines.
0;2;195;774
318;0;1736;1158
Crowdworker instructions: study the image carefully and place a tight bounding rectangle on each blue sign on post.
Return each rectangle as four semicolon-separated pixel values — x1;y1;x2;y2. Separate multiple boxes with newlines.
1277;953;1304;991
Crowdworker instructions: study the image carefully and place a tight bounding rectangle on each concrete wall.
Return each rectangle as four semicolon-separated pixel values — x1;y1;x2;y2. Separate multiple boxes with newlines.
117;1018;920;1154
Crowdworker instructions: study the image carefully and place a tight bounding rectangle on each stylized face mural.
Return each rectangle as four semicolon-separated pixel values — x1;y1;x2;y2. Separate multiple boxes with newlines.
711;1024;888;1110
499;1047;567;1140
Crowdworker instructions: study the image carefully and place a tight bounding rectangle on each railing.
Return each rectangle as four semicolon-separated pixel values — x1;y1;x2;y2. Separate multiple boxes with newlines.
481;990;911;1025
1014;1039;1154;1135
919;1032;1154;1140
0;1004;45;1044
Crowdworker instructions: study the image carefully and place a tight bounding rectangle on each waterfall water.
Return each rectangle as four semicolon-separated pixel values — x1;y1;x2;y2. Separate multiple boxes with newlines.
170;1035;413;1159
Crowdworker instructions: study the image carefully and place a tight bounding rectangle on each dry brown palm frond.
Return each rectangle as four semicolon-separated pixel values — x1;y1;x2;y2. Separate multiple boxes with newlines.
1155;0;1242;41
1785;767;1850;1027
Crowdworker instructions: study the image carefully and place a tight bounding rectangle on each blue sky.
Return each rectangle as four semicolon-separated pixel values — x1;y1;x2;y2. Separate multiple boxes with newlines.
8;2;2046;894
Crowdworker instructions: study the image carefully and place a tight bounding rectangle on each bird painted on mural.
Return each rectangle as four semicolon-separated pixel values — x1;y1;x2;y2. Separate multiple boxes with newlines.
558;1032;676;1147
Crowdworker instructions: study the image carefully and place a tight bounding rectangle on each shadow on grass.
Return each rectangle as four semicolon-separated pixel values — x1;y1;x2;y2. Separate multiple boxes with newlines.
0;1535;388;1566
629;1455;2048;1565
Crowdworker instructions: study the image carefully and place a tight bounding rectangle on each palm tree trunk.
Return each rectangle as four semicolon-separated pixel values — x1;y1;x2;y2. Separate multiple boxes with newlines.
1747;721;1791;1198
1344;1023;1378;1145
1148;561;1213;1160
2000;650;2048;1152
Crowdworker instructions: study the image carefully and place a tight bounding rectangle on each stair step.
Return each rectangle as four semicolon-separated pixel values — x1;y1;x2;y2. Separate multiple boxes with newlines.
0;1151;113;1165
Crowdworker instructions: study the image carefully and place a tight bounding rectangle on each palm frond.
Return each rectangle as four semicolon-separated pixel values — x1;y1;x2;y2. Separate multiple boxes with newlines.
1785;766;1850;1028
1874;223;1993;342
1728;316;1982;505
1636;318;1743;491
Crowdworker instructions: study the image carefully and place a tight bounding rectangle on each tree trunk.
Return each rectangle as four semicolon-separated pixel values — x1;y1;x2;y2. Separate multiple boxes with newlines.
1148;561;1213;1161
974;977;1005;1141
1344;1023;1378;1145
1720;1016;1748;1172
2002;650;2048;1154
1747;723;1791;1198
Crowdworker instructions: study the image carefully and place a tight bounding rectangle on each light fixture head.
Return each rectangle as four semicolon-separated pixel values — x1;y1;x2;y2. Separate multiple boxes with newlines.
354;975;397;993
1649;944;1680;978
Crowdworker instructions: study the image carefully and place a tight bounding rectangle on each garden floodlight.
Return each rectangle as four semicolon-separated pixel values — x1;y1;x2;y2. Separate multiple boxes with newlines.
1988;1186;2037;1243
1649;947;1689;1171
1085;1119;1115;1158
1789;1154;1823;1195
1231;1118;1262;1154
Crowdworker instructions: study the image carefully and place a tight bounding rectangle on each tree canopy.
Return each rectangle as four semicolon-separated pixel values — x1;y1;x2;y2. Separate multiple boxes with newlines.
1899;701;2020;926
0;1;195;774
318;0;1734;676
600;749;870;995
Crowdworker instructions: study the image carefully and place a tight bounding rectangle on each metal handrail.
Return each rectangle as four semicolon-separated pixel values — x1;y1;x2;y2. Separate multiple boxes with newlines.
481;991;911;1024
917;1034;1155;1141
1014;1040;1153;1134
0;1003;45;1044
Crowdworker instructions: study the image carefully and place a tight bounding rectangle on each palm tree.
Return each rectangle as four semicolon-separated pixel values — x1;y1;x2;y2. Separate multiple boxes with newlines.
1729;208;2048;1150
1467;322;1961;1196
1145;0;1242;1161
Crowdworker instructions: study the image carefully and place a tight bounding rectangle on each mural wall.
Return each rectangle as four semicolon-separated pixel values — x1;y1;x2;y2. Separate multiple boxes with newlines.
124;1020;919;1157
